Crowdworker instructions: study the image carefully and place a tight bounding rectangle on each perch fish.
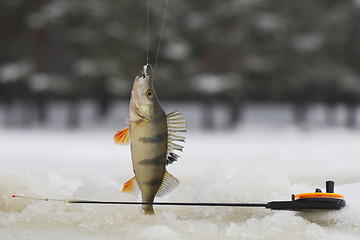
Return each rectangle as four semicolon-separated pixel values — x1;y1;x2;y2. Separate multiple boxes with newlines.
114;65;186;214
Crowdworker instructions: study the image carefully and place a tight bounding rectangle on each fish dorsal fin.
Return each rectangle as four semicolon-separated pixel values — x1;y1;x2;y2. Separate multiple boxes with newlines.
121;176;139;195
166;152;180;165
114;127;130;145
166;111;186;165
156;170;179;197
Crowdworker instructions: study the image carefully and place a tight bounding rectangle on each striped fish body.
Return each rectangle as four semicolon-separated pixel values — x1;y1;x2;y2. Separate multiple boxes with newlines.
114;72;185;215
130;106;167;214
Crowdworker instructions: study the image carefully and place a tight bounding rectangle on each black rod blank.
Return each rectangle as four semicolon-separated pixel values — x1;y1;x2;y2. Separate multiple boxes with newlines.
68;200;267;208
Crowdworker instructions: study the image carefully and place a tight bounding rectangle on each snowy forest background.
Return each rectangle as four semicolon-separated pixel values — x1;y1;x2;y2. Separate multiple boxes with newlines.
1;0;360;130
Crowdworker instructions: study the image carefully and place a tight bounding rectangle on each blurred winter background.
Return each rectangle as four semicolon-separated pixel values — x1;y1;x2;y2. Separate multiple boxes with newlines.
1;0;360;130
1;0;360;182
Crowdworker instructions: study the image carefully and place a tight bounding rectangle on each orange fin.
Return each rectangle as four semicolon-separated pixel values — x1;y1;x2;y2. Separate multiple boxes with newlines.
122;177;137;194
114;127;130;145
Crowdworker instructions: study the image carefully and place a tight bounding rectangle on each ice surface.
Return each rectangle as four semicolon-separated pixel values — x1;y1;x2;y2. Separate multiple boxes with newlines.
1;127;360;239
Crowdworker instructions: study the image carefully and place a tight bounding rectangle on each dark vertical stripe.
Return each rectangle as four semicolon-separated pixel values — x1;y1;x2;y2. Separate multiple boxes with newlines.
138;132;167;143
151;114;166;123
143;178;163;187
138;155;166;165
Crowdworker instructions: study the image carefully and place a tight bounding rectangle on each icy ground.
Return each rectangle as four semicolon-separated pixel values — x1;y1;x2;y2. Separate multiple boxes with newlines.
1;126;360;239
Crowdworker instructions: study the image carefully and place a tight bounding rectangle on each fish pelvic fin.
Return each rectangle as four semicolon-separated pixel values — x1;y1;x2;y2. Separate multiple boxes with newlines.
155;170;179;197
114;127;130;145
166;111;186;165
121;176;139;194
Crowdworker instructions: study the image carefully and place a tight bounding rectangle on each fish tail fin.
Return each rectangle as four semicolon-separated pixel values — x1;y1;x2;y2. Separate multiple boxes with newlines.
142;203;155;215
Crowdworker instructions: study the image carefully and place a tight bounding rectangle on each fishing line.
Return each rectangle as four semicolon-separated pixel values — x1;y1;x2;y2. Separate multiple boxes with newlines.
151;0;170;81
146;0;149;65
11;195;64;202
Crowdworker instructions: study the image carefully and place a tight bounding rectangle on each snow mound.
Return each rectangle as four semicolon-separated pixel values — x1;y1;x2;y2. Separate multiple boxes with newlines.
1;159;360;239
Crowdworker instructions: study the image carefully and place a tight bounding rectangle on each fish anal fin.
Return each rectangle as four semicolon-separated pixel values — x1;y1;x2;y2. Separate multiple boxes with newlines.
122;176;137;194
114;127;130;145
156;170;179;197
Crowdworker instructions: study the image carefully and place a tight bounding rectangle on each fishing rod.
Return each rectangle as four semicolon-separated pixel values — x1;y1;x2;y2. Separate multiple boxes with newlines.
12;181;346;211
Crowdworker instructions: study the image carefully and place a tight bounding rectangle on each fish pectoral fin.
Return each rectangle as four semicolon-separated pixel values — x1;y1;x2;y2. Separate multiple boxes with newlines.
121;176;139;194
114;127;130;145
156;170;179;197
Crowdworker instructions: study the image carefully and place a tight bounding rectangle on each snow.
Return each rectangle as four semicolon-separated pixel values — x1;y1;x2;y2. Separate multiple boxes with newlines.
0;62;33;83
253;13;284;32
1;123;360;239
192;74;239;94
73;59;99;77
29;74;51;92
164;42;190;61
292;32;323;52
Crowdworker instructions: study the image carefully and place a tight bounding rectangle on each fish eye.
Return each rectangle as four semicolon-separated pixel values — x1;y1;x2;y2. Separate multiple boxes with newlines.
146;90;153;97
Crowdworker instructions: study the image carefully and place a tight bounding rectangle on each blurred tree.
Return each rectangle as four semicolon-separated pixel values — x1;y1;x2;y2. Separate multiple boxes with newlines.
344;1;360;128
0;0;359;128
